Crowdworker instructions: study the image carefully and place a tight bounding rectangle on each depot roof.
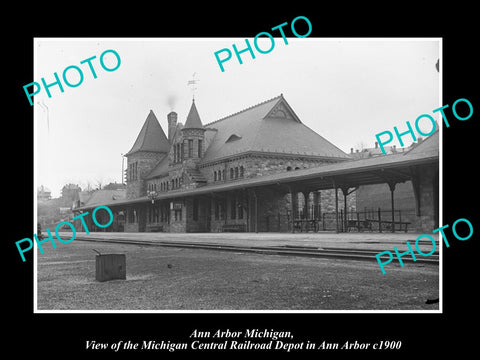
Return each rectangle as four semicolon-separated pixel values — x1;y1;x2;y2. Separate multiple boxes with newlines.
125;110;170;156
75;131;439;211
201;94;351;163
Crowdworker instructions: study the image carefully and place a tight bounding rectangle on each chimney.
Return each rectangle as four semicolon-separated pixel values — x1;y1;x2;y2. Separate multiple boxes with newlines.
350;148;353;154
167;111;177;143
375;141;378;149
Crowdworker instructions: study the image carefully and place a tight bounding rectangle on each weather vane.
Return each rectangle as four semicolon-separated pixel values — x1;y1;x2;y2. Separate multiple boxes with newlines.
187;72;199;100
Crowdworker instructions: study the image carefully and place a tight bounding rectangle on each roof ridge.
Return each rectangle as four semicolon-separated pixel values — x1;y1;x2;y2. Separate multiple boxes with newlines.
144;153;168;179
204;94;283;127
295;121;350;158
403;128;439;155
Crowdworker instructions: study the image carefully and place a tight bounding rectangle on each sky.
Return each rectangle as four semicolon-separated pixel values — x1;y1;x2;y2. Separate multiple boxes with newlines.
34;38;440;198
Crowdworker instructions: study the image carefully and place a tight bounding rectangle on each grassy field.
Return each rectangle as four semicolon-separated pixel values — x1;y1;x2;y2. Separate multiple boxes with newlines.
36;241;439;311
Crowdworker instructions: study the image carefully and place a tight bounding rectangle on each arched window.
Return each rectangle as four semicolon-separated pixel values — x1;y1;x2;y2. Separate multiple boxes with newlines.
222;169;225;180
240;166;244;178
188;139;193;158
235;167;239;179
287;166;292;171
230;168;234;179
214;171;217;182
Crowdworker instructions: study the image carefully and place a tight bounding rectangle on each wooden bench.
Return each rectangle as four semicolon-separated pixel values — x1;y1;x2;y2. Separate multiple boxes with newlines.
294;219;319;232
347;219;372;232
347;219;410;232
380;220;410;233
148;225;164;232
222;224;246;232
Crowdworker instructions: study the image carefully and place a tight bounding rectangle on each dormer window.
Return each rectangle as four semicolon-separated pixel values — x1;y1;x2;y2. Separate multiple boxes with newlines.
225;134;242;143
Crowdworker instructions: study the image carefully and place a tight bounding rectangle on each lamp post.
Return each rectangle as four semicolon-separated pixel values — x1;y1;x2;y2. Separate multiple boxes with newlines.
147;190;158;204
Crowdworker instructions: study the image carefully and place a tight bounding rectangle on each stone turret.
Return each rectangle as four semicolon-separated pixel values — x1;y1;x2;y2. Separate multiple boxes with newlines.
181;99;205;164
125;110;170;199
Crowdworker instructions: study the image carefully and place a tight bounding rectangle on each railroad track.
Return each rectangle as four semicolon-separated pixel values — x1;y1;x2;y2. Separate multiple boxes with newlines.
75;236;439;264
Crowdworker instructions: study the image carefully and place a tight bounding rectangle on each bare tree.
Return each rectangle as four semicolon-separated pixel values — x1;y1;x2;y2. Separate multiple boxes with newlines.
355;140;368;151
94;178;104;190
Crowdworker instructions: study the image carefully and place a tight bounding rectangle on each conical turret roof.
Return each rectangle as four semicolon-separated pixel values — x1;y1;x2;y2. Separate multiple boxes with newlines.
182;100;204;130
125;110;170;155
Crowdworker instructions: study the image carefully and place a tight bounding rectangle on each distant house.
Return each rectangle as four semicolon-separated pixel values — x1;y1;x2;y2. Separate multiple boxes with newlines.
72;189;127;232
73;191;93;211
349;137;428;159
37;185;51;202
103;182;126;190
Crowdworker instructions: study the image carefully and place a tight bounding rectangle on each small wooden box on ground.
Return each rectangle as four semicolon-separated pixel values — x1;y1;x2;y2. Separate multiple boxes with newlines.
95;254;126;282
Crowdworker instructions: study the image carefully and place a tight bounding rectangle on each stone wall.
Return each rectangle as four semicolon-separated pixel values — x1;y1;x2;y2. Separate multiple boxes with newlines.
354;168;439;233
169;199;186;233
416;164;439;232
320;188;357;214
183;197;208;232
256;188;290;232
208;192;249;232
126;151;164;199
355;182;415;213
199;154;333;184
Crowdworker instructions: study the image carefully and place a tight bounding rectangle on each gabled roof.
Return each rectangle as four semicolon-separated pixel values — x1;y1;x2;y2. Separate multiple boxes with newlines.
81;189;126;208
37;185;51;193
182;100;204;130
125;110;170;156
201;94;350;163
144;153;169;179
404;130;439;157
77;190;92;204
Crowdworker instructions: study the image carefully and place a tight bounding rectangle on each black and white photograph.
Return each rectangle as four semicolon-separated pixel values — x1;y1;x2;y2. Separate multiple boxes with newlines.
33;37;440;312
7;7;478;357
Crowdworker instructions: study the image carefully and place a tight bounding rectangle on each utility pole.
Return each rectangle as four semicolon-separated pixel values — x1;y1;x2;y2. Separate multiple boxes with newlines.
121;153;125;185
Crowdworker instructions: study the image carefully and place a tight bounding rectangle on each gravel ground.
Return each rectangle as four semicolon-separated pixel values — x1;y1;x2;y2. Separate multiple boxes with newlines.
36;241;439;311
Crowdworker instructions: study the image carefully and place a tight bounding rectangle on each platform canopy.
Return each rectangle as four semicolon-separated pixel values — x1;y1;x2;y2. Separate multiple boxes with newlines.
75;131;439;211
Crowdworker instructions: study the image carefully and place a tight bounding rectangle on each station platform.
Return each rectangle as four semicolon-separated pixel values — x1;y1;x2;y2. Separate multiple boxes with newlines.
57;231;441;253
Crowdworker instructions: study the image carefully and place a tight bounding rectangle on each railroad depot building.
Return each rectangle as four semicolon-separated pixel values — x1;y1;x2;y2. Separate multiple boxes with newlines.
72;94;439;233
